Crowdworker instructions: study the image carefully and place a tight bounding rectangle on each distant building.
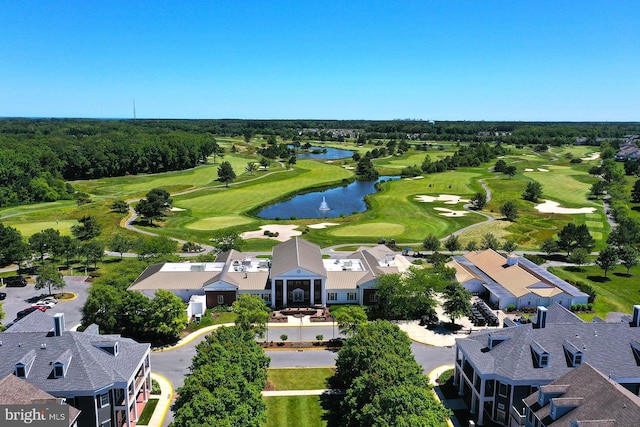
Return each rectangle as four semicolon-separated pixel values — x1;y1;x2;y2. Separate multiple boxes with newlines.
446;249;588;310
615;141;640;161
129;238;411;309
1;311;151;427
454;304;640;426
520;363;640;427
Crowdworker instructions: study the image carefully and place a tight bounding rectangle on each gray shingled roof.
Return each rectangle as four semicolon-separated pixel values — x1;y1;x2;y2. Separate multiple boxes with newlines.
0;374;81;426
522;363;640;426
457;304;640;384
0;314;149;395
270;238;326;277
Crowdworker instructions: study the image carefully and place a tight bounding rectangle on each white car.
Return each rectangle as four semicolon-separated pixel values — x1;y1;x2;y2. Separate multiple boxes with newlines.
41;296;58;304
33;300;56;309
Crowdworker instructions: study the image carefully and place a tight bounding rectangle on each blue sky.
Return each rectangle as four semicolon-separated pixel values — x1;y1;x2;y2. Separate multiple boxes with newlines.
1;1;638;121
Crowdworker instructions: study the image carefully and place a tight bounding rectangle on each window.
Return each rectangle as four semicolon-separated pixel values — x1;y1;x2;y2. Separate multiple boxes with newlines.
369;292;378;303
540;355;549;366
347;292;357;301
498;383;508;397
496;409;506;423
99;393;110;408
15;366;26;378
54;365;64;378
262;293;271;302
328;293;337;301
217;295;224;305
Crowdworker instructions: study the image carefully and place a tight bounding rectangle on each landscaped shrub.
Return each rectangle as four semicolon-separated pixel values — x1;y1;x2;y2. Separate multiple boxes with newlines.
523;254;545;265
575;281;597;303
506;304;516;312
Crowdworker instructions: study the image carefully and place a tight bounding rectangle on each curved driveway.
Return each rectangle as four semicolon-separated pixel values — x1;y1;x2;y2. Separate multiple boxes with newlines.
150;324;456;427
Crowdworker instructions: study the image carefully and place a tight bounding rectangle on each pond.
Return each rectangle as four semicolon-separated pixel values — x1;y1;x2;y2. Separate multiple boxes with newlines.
257;176;399;219
291;145;354;160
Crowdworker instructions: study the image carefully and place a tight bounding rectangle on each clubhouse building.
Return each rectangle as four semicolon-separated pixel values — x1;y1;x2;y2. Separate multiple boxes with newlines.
446;249;588;310
128;238;411;308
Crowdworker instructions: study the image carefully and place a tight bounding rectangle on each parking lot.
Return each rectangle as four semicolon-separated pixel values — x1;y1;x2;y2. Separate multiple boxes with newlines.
1;275;90;329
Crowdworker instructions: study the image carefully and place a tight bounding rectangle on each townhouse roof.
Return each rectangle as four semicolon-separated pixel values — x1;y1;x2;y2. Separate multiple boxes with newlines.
129;262;223;291
0;313;150;395
448;249;587;300
0;374;81;426
270;237;326;277
456;304;640;384
523;363;640;426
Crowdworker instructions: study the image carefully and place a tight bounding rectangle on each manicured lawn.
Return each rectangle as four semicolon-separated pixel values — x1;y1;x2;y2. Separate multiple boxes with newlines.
268;368;334;390
135;398;159;425
549;264;640;321
265;396;326;427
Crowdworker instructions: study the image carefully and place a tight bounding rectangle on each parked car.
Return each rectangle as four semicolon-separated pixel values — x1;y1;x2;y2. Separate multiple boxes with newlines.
16;307;38;319
5;276;27;287
0;292;6;300
33;301;55;309
41;296;57;304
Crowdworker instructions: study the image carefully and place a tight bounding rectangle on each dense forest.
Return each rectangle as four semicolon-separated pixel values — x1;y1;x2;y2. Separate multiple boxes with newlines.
0;118;638;207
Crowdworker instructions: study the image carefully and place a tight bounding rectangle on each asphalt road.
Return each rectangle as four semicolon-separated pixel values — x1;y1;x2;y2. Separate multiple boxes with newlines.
150;324;457;427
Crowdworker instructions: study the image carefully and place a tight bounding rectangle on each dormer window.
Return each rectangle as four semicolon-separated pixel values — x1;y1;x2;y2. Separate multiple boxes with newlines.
531;341;550;368
53;349;72;378
15;349;36;379
488;334;509;349
93;341;119;356
563;341;584;367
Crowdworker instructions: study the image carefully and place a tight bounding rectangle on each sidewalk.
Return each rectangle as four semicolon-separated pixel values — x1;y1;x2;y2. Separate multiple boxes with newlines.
147;373;173;427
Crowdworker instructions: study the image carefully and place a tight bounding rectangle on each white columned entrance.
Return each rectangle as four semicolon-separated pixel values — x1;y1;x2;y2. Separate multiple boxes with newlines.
310;280;315;305
283;281;287;306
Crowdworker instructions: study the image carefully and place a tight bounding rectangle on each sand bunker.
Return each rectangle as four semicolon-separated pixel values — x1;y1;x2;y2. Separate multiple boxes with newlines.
537;168;549;172
434;207;468;217
170;207;186;212
342;165;355;170
307;222;339;229
414;194;469;204
535;200;596;214
240;224;301;242
581;152;600;161
524;168;534;172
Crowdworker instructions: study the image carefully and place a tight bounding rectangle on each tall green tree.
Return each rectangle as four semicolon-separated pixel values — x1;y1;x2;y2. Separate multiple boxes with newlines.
568;248;589;270
79;240;105;269
71;215;102;241
134;188;172;226
334;306;368;336
501;201;518;221
148;289;188;340
217;161;236;187
442;283;472;325
596;245;619;278
29;228;62;263
56;236;79;267
0;223;29;267
470;192;487;210
110;199;129;213
422;234;440;252
233;294;270;336
633;180;640;203
481;233;500;250
109;234;135;258
135;235;176;259
540;237;559;255
444;235;461;254
618;246;639;275
522;180;543;202
35;263;66;296
244;162;258;175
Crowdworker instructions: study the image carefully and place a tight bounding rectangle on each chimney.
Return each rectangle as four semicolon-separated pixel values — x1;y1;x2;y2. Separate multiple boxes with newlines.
53;313;65;336
534;306;548;329
632;305;640;327
507;254;518;266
